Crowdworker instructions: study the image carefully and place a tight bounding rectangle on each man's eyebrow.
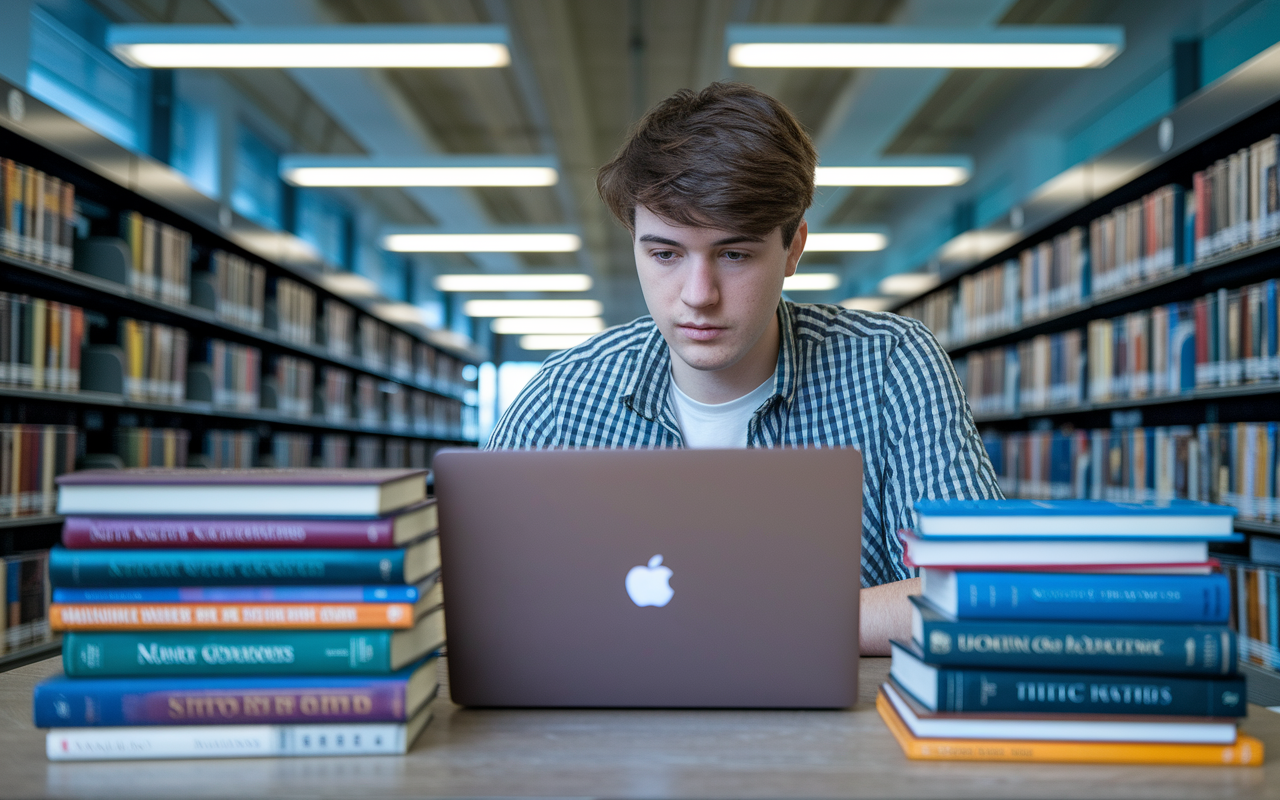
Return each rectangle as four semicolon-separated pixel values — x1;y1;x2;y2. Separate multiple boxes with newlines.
636;234;765;246
637;234;683;247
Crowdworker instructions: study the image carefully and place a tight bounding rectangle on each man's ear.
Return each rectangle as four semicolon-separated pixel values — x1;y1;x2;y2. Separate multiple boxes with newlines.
784;219;808;278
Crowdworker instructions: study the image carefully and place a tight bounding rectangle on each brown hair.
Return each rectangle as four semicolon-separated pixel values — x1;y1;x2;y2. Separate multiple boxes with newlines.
596;82;817;246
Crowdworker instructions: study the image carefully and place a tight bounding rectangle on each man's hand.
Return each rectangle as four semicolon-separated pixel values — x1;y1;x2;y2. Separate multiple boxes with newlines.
859;577;920;656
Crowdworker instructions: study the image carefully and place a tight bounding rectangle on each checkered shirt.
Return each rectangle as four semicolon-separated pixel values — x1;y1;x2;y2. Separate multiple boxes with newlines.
486;301;1002;586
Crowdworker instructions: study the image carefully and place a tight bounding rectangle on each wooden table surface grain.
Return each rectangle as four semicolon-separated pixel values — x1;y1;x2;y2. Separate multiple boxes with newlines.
1;656;1278;799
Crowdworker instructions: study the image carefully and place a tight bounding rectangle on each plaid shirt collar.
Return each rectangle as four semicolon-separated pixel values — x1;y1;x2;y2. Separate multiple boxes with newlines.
620;301;800;422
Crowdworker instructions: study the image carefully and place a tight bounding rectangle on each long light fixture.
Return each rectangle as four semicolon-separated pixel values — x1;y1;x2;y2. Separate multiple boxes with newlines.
783;273;840;291
805;232;888;252
840;297;896;312
816;164;969;187
107;25;511;69
726;25;1123;69
463;299;602;318
383;231;582;253
520;334;593;351
435;274;592;293
491;317;605;335
281;155;558;187
879;273;941;296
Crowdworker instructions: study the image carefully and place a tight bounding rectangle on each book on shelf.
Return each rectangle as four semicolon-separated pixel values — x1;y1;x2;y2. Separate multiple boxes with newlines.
271;431;312;468
1020;226;1087;323
899;530;1211;568
918;568;1230;622
358;316;389;372
883;679;1237;744
912;498;1238;538
1194;133;1279;260
3;549;52;653
118;318;188;404
119;211;191;306
46;704;434;760
322;299;354;359
1;423;78;517
356;374;383;426
207;338;260;411
270;354;314;419
1223;557;1279;677
877;686;1263;765
55;467;428;517
115;427;188;469
274;277;315;346
47;536;440;587
1089;184;1187;295
202;429;256;469
888;639;1246;717
206;250;266;329
34;655;439;727
908;594;1236;675
320;434;350;468
322;365;352;423
0;293;84;393
61;602;445;677
0;157;75;269
391;331;412;380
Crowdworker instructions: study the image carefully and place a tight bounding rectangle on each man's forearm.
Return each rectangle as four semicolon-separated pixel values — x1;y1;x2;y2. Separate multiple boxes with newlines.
859;577;920;656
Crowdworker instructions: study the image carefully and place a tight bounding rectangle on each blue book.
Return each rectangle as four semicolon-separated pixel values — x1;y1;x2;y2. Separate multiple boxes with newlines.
53;584;425;604
911;498;1237;539
34;658;438;728
920;569;1230;623
48;541;437;588
909;596;1236;675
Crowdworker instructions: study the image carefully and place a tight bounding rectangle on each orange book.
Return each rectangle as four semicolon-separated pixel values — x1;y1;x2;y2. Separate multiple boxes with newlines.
877;688;1263;766
50;602;416;631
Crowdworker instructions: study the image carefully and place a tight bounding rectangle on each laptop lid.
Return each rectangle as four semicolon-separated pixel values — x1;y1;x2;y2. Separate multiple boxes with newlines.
434;447;862;708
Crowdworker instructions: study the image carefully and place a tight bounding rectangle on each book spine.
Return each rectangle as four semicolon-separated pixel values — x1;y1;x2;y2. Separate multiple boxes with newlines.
34;681;409;727
951;572;1230;622
917;667;1246;716
50;602;415;631
62;629;397;676
48;548;407;587
877;693;1263;766
60;517;399;549
46;719;415;760
53;585;421;604
917;617;1237;675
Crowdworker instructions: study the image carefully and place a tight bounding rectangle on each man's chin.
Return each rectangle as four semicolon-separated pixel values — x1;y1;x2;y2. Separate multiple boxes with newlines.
669;342;741;373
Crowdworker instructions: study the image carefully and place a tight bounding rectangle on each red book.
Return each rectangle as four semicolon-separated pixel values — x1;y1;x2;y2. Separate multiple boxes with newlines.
61;500;437;549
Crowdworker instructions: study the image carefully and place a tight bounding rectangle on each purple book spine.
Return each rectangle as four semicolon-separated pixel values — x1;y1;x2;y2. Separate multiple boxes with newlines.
61;518;394;549
120;686;407;724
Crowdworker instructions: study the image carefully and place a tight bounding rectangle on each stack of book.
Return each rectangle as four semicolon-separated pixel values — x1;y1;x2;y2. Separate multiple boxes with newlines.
881;498;1265;766
35;468;446;760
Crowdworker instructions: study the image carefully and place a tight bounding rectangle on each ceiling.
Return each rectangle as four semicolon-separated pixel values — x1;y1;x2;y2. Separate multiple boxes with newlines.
97;0;1117;348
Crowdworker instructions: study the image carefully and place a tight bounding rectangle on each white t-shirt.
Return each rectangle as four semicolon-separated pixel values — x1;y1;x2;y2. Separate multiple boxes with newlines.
668;371;777;448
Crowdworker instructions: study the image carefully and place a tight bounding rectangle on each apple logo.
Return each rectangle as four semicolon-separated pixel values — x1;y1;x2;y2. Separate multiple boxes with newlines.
625;554;674;607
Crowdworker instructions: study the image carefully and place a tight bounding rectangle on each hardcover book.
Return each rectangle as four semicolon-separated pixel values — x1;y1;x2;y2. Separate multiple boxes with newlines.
61;607;445;676
877;687;1263;765
919;568;1231;622
889;639;1247;717
899;530;1210;568
46;705;433;760
911;499;1236;538
60;500;437;549
47;537;439;587
909;595;1237;675
49;600;417;631
55;468;428;518
34;656;438;727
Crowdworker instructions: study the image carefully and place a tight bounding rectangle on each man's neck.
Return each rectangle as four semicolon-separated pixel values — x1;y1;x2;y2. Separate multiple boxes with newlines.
669;314;780;404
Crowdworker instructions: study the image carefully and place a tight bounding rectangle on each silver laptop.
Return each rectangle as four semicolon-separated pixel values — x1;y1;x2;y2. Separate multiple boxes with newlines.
433;447;862;708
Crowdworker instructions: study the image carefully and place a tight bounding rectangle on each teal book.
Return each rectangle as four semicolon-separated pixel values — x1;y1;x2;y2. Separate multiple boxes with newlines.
47;539;438;587
62;608;445;676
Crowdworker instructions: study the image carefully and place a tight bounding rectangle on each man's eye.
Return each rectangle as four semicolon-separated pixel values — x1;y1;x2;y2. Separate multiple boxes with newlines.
723;251;747;261
654;251;677;261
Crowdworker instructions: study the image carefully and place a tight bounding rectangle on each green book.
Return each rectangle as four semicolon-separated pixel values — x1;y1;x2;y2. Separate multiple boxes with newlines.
62;608;443;676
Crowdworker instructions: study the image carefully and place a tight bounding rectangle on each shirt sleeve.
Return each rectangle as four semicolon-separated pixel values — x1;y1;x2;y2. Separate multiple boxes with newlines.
484;365;560;449
873;319;1003;583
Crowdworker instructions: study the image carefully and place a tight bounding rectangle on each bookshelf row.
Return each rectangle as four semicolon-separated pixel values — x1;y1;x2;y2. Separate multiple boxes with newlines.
0;154;477;404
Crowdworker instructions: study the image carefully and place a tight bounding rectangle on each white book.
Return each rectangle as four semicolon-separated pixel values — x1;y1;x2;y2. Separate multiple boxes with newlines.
899;530;1208;568
47;707;431;761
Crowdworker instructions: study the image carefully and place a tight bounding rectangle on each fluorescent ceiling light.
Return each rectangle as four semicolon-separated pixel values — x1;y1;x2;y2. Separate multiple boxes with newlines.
434;274;591;293
492;317;605;335
816;165;969;186
107;25;511;69
783;273;840;291
463;300;602;318
520;334;594;351
840;296;896;312
805;232;888;252
878;273;941;296
383;232;582;253
726;25;1123;69
281;155;557;187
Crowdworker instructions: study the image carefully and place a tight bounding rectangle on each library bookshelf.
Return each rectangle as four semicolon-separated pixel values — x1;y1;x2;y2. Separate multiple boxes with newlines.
0;77;481;670
891;48;1280;702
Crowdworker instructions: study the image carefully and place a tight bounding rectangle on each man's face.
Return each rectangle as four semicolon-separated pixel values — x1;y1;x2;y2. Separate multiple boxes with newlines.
632;205;806;376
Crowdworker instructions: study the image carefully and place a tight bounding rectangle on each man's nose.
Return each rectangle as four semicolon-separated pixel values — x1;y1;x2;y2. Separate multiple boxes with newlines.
681;254;719;308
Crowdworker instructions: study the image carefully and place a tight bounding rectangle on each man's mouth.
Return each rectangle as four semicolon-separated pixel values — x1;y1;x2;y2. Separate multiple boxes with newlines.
676;323;724;341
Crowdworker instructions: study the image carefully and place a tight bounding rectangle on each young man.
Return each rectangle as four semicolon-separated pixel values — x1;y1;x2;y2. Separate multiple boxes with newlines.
487;82;1001;654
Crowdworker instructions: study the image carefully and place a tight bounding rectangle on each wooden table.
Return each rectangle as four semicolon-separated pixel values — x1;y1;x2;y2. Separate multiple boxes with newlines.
2;656;1279;799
